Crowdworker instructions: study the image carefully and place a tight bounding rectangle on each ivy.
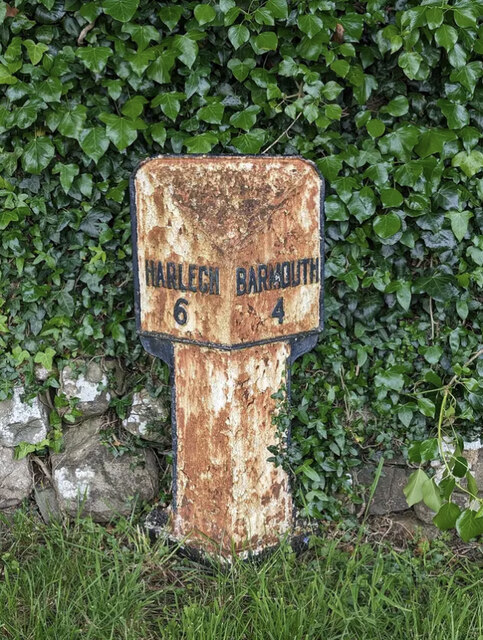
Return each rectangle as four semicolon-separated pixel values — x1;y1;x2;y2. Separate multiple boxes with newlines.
0;0;482;520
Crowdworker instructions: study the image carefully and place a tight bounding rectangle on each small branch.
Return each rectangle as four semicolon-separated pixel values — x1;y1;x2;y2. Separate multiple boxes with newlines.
429;296;435;342
261;112;302;155
447;347;483;389
32;456;53;485
77;20;96;46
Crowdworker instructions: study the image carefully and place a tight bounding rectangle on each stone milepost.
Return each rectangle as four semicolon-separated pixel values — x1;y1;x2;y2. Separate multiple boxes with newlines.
131;155;324;557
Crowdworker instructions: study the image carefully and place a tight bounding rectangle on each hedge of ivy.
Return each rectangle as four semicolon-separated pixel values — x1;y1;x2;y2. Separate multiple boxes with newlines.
1;0;482;518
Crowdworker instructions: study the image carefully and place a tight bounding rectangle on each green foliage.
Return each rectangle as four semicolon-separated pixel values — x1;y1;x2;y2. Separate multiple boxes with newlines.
405;348;483;542
0;0;482;518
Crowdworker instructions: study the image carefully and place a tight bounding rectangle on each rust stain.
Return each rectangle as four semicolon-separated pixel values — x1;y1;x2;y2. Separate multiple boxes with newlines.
172;341;292;555
133;156;323;556
134;156;322;347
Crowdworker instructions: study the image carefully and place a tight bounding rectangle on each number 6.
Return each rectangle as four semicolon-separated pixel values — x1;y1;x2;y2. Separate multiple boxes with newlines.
174;298;188;325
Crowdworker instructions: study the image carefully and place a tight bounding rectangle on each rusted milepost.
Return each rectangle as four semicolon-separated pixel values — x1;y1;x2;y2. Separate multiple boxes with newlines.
130;156;324;557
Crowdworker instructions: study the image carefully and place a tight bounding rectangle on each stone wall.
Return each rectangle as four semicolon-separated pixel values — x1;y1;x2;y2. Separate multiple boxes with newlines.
1;361;482;529
0;359;168;522
353;444;483;530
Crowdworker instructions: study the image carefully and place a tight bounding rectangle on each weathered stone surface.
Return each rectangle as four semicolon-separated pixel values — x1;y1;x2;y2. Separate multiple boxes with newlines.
121;390;169;442
34;364;51;381
414;492;469;525
0;387;49;447
353;464;412;515
0;447;33;509
60;361;111;419
389;512;440;540
104;358;125;394
428;439;483;491
476;447;483;488
34;486;62;523
51;417;159;522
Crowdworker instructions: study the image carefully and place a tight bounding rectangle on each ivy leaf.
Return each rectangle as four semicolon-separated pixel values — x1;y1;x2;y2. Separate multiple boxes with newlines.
194;4;216;25
103;0;139;22
79;127;110;163
433;503;461;530
366;119;385;138
0;63;18;84
453;5;478;28
55;163;79;193
414;129;457;158
381;187;403;206
254;7;274;25
159;5;183;30
147;51;176;84
396;282;411;310
330;59;350;78
318;156;342;182
34;347;56;371
58;289;75;315
375;368;405;391
99;114;138;151
227;57;255;81
422;478;443;512
0;210;19;230
425;7;443;30
466;471;479;500
415;273;458;302
121;95;147;118
417;397;435;418
398;51;422;79
381;95;409;116
297;15;323;38
451;150;483;178
58;105;87;138
152;93;184;121
452;456;469;478
437;99;469;129
456;510;483;542
121;23;161;51
373;213;401;238
23;39;49;65
266;0;287;19
150;123;167;146
230;105;260;131
403;469;429;507
450;62;482;93
22;137;55;174
198;102;224;124
228;24;250;49
174;35;198;68
185;132;218;153
37;77;62;103
434;24;458;51
447;210;472;242
422;345;442;364
76;46;112;73
231;129;266;153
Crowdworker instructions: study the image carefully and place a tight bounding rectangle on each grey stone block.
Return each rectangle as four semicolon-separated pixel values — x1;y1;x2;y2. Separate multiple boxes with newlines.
51;417;159;522
0;446;33;509
34;486;62;523
0;387;49;447
60;361;111;419
353;464;412;515
121;390;169;443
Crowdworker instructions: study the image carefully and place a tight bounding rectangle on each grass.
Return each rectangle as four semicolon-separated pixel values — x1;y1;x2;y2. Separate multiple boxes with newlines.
0;510;482;639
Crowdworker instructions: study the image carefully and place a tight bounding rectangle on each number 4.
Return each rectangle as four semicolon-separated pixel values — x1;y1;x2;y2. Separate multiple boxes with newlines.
271;298;285;324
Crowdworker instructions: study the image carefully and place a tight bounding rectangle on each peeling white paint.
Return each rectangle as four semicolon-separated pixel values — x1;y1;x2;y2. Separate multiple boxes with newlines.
55;466;95;501
0;387;48;446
